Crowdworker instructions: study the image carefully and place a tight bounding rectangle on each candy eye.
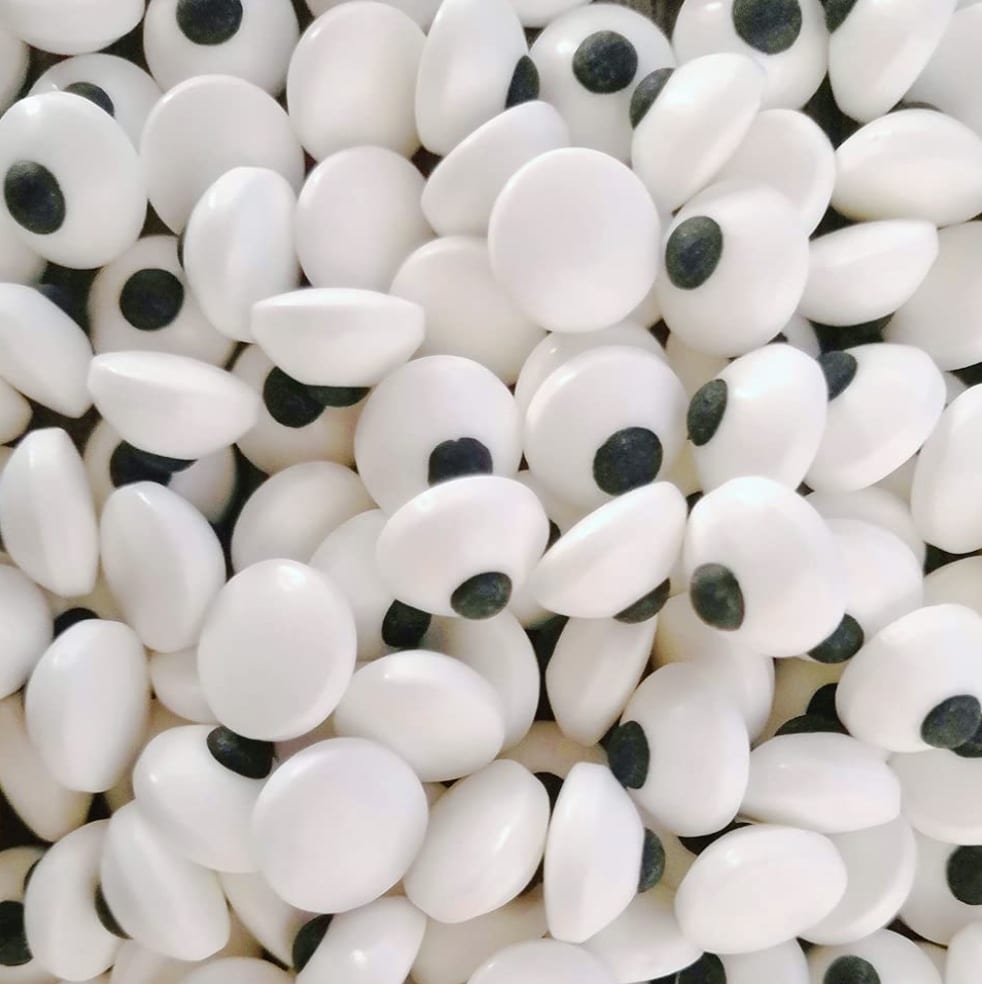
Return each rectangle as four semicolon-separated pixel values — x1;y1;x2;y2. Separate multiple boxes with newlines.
530;4;674;161
88;235;233;366
0;0;144;56
144;0;299;94
525;345;687;511
0;93;146;268
354;355;522;514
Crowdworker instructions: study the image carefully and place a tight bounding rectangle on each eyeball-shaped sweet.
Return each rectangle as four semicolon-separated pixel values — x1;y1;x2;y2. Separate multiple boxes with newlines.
687;343;828;491
631;53;765;215
0;429;99;598
827;0;956;123
0;25;27;115
684;476;845;656
295;146;431;290
542;762;643;943
832;110;982;226
800;221;939;328
144;0;299;95
0;92;146;269
607;663;749;835
525;345;687;511
837;604;982;753
22;821;119;982
100;801;230;960
655;179;810;358
807;930;942;984
888;223;982;370
376;476;550;619
231;345;360;472
183;167;299;343
253;737;428;913
252;288;424;390
530;4;674;161
675;824;847;955
25;619;149;794
415;0;528;156
469;939;615;984
88;351;261;460
806;344;946;493
0;0;143;55
715;108;835;235
489;148;659;334
0;566;51;703
672;0;826;108
140;74;304;233
422;102;570;239
287;3;423;160
88;235;234;366
354;355;522;514
29;54;162;147
198;559;356;741
404;760;548;923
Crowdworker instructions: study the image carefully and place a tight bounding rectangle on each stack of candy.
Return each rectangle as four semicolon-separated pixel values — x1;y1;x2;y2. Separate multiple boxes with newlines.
2;0;982;981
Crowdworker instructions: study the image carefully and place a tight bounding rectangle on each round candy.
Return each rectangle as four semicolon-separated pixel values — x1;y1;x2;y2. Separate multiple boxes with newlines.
197;559;356;741
354;355;522;514
29;54;162;147
287;2;423;159
148;649;214;725
405;760;549;923
488;147;659;333
655;179;810;357
140;74;304;232
183;167;300;343
891;750;982;845
0;566;51;702
925;556;982;615
530;4;674;161
468;939;614;984
334;650;507;781
807;930;943;984
0;0;143;55
0;92;146;268
306;0;441;27
295;146;431;291
252;737;428;913
88;235;234;366
675;824;847;954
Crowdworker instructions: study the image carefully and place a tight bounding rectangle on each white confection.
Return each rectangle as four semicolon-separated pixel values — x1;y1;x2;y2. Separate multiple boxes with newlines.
807;930;942;984
468;940;615;984
0;0;143;55
0;565;52;701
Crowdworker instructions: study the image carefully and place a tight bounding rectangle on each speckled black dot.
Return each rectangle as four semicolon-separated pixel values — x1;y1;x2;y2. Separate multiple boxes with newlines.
639;828;666;892
64;81;115;116
94;885;129;940
506;55;540;108
690;563;744;631
109;441;193;489
207;726;275;779
607;720;649;789
176;0;243;45
808;614;864;664
262;367;324;429
292;914;333;971
922;695;982;749
53;606;98;637
593;427;662;495
629;67;674;128
818;351;858;401
4;162;66;235
688;379;727;447
825;0;859;32
119;268;185;331
381;600;431;649
955;718;982;759
947;846;982;905
824;955;881;984
305;383;370;409
666;216;723;290
678;953;726;984
572;31;638;94
732;0;802;53
451;572;512;619
615;578;671;624
535;771;564;811
776;713;847;736
679;820;749;857
0;902;30;966
428;438;493;486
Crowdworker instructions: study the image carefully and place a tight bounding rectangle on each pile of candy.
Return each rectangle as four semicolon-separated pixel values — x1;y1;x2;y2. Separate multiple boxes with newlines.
2;0;982;981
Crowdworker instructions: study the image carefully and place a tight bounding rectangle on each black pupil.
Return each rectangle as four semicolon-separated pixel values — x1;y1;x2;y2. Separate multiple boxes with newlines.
381;600;431;649
64;81;115;116
593;427;663;495
206;726;275;779
119;268;185;331
4;161;66;235
176;0;244;45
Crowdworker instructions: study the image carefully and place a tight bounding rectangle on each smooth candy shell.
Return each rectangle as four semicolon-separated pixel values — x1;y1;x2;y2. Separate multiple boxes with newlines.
0;565;52;701
220;871;310;967
182;959;292;984
468;940;614;984
0;0;142;54
891;750;982;845
148;649;213;725
807;930;942;984
947;922;982;984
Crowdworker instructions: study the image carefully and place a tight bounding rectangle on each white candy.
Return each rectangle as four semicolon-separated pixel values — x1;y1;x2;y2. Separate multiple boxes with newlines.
489;148;659;333
183;959;292;984
947;922;982;984
198;559;356;742
468;940;614;984
220;871;309;967
891;749;982;844
0;565;52;701
807;930;942;984
147;649;213;725
0;0;143;55
252;737;428;913
306;0;441;28
0;23;27;114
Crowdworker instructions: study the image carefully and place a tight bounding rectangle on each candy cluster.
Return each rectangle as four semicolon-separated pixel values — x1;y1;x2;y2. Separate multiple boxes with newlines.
0;0;981;982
